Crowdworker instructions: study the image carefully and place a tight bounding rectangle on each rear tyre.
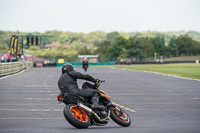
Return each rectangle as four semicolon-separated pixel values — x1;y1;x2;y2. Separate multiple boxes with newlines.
110;107;131;127
63;104;91;129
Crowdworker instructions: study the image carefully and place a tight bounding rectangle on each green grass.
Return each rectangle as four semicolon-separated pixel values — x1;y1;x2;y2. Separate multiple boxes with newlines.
109;63;200;79
164;56;200;61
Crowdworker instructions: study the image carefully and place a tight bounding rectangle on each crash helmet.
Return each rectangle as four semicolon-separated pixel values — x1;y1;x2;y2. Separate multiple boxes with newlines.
83;57;88;61
62;63;74;74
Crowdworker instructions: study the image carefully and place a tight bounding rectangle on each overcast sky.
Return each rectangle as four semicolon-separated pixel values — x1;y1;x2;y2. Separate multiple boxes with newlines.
0;0;199;33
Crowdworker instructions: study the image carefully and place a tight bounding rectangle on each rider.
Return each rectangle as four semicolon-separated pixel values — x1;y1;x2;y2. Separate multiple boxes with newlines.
82;58;88;69
58;63;104;109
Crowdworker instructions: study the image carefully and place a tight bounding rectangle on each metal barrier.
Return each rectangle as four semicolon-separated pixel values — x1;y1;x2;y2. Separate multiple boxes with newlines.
0;61;33;77
56;61;115;66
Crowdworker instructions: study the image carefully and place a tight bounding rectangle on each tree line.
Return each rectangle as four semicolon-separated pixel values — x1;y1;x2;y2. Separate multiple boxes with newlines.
0;30;200;62
98;33;200;61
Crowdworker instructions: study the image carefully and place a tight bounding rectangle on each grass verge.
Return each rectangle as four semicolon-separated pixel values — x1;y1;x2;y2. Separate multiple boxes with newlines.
108;63;200;80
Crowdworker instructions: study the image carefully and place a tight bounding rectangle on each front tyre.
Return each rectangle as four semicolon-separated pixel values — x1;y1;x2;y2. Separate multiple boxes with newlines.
84;66;87;71
63;104;91;129
110;107;131;127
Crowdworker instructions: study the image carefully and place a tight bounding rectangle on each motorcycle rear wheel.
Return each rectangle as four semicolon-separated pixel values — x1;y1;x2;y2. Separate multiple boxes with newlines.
63;104;91;129
110;107;131;127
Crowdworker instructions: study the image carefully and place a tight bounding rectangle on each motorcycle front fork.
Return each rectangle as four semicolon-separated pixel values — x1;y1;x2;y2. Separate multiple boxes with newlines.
109;103;123;116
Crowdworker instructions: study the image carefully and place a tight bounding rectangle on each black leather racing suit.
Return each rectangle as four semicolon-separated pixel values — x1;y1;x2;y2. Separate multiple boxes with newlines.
82;60;88;69
58;70;98;99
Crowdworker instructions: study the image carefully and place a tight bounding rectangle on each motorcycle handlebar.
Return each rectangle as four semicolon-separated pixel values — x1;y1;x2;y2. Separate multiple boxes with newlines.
93;79;105;89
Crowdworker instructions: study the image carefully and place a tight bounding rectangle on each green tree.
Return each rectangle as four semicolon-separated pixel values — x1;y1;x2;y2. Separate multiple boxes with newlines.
167;36;179;57
0;43;8;53
152;35;166;56
87;31;106;43
176;35;195;55
128;37;145;61
95;41;111;61
187;31;200;41
141;37;155;57
192;40;200;55
106;31;120;43
108;37;130;61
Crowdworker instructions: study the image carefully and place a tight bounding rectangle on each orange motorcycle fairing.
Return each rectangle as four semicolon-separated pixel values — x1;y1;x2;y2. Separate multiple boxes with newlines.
99;90;112;99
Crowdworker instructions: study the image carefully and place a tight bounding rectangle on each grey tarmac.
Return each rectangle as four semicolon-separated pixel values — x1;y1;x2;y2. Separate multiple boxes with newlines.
0;67;200;133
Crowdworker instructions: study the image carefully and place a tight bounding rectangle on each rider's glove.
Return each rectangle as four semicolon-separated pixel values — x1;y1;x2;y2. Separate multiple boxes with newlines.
95;79;99;84
93;79;100;89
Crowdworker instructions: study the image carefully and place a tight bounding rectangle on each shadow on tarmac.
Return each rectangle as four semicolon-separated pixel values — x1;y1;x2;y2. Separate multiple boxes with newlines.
60;125;126;130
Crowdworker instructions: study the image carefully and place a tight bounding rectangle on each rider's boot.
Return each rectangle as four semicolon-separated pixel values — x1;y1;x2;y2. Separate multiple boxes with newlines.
91;93;105;109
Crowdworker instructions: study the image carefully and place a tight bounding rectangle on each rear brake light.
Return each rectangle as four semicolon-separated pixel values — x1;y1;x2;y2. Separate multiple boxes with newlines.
57;94;63;101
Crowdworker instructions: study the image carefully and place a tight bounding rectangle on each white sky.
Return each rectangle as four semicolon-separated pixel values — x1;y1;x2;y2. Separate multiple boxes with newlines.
0;0;199;33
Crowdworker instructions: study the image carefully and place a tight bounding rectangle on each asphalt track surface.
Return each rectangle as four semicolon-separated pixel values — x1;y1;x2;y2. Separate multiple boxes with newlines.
0;67;200;133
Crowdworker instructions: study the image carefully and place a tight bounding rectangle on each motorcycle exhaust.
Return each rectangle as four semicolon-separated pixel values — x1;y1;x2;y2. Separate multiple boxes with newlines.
78;103;92;113
92;110;110;123
78;103;110;123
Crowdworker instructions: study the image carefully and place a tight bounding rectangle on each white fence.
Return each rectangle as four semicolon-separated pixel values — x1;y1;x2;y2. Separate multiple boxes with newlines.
0;62;33;77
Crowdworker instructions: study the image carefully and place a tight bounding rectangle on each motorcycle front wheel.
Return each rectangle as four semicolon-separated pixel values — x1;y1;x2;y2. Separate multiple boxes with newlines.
63;104;91;129
110;107;131;127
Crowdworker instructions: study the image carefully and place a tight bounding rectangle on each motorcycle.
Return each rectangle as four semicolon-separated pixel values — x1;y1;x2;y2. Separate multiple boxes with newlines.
82;60;88;72
57;80;131;129
83;64;88;72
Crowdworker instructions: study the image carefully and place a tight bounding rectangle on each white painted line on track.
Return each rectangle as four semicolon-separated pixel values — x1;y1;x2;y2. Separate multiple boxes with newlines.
29;109;42;111
0;104;64;105
0;68;30;80
43;109;51;111
0;98;57;100
114;103;200;105
126;108;196;111
2;93;200;96
53;109;62;111
114;98;200;99
1;90;199;92
0;118;63;120
0;129;66;132
36;98;43;100
0;109;62;111
0;97;199;100
0;94;58;96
